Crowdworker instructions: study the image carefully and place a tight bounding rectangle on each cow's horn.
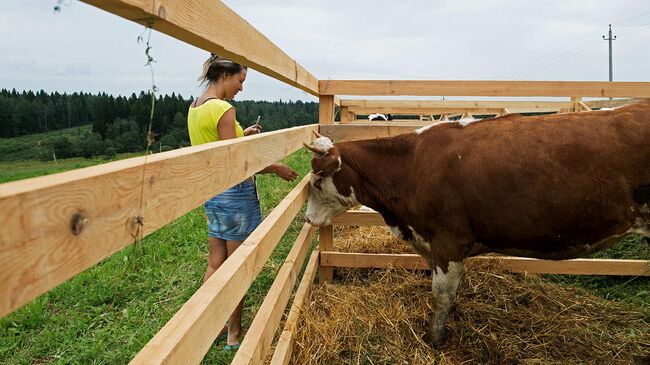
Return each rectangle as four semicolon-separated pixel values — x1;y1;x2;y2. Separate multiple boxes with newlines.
303;142;328;155
312;130;322;138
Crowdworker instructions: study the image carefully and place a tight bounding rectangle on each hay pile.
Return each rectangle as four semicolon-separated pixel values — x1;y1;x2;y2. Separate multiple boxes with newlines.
333;225;414;254
290;227;650;364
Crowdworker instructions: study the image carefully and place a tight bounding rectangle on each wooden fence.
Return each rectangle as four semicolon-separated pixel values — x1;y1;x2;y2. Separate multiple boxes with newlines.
1;0;649;364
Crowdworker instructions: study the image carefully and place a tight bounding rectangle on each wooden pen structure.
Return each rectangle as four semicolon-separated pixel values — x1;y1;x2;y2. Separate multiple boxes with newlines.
2;1;649;364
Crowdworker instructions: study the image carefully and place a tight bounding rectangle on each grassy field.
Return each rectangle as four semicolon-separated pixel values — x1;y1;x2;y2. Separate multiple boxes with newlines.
0;153;144;184
0;148;314;365
0;125;93;163
0;149;648;364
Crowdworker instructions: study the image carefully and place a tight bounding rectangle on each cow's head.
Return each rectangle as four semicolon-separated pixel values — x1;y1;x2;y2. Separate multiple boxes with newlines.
304;133;358;226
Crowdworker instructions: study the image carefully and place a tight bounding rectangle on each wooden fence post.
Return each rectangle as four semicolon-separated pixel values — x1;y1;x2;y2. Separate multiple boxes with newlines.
319;226;334;283
317;94;335;282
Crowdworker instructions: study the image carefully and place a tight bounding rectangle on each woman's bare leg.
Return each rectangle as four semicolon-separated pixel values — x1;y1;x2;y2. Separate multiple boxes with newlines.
226;239;245;345
204;237;228;337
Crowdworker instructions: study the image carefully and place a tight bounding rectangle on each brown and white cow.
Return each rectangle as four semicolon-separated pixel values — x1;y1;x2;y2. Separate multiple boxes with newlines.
304;99;650;346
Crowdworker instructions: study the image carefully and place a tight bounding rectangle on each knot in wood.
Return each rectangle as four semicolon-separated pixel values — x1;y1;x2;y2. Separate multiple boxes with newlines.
70;211;88;235
157;5;167;19
127;215;145;237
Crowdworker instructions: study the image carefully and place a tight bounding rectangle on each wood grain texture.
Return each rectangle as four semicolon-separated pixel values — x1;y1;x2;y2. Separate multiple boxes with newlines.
231;224;315;365
321;252;650;276
320;80;650;97
0;125;317;318
269;250;319;365
319;226;334;283
129;177;309;364
319;123;426;142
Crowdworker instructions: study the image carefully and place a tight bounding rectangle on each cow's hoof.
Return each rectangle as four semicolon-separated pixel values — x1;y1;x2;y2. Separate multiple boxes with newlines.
424;326;447;347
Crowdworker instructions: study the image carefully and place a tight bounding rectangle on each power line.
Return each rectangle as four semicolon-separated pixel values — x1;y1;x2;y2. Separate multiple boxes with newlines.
494;11;650;80
506;39;602;79
494;29;602;79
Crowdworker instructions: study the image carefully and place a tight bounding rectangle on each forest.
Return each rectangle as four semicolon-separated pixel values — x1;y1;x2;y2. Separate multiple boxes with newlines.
0;89;318;161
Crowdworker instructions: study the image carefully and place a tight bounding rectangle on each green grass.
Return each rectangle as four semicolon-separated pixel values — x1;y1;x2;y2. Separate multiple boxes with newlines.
0;148;314;365
0;149;648;364
0;153;143;184
546;234;650;310
0;125;93;162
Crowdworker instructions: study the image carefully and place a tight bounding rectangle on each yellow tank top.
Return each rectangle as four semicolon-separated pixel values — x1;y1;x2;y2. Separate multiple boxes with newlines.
187;99;244;146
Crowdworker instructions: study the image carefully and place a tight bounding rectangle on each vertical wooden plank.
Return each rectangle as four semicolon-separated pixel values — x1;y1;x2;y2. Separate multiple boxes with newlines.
570;96;582;112
318;226;334;283
230;224;315;365
268;250;319;365
319;95;335;125
340;106;350;124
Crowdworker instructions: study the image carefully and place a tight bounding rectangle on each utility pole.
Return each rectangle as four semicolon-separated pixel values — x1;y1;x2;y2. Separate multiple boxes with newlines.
602;24;616;82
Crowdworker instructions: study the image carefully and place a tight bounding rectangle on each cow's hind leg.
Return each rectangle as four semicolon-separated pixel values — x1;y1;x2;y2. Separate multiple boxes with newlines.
428;261;464;346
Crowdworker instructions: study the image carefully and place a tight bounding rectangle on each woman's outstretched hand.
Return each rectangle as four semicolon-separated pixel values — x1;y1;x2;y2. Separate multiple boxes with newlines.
275;164;298;181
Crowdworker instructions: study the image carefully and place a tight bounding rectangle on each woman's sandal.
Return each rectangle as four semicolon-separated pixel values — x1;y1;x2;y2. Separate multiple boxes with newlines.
223;329;247;352
224;342;240;351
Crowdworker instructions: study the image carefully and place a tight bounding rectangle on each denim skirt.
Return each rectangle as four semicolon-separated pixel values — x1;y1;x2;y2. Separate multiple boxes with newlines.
204;180;262;241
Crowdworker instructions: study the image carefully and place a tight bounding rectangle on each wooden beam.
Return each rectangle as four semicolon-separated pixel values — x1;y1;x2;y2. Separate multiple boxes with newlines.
340;99;572;114
577;101;593;111
340;106;350;124
319;95;335;125
349;106;507;115
322;252;428;270
584;98;639;109
269;250;319;365
321;252;650;276
81;0;318;95
130;177;309;365
331;210;386;226
231;224;315;365
319;123;428;142
340;99;569;109
320;80;650;98
319;226;334;283
0;125;317;319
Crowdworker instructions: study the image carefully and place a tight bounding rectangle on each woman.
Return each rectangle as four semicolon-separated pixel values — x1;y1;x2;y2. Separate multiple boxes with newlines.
188;54;297;351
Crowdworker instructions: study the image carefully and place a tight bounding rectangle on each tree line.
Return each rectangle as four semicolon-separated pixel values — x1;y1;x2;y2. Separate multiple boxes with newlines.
0;89;318;161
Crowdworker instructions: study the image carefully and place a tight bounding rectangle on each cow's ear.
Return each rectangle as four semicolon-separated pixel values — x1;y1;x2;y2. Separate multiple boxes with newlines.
311;155;340;177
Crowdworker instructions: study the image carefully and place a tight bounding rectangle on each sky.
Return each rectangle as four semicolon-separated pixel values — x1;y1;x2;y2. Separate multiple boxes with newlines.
1;0;649;102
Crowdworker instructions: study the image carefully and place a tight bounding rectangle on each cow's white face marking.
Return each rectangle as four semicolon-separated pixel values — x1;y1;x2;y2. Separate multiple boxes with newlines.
305;175;358;226
311;136;334;152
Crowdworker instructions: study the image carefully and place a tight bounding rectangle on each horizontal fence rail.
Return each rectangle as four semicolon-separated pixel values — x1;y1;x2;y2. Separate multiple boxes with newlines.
339;98;638;115
130;177;310;365
324;211;650;276
320;80;650;97
321;252;650;276
0;125;317;319
81;0;318;95
320;123;428;142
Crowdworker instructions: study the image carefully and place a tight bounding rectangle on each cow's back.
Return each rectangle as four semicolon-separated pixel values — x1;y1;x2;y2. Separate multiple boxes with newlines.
411;99;650;257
